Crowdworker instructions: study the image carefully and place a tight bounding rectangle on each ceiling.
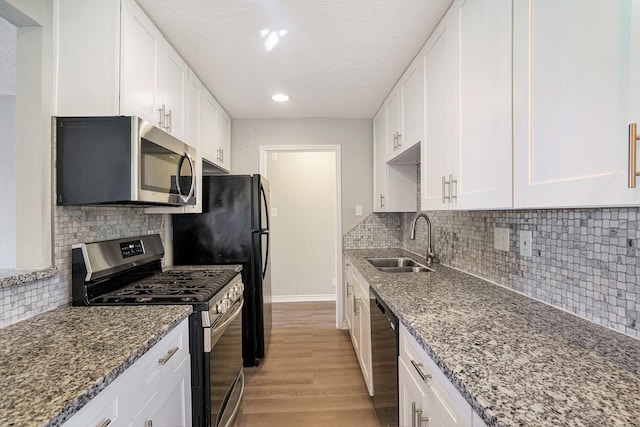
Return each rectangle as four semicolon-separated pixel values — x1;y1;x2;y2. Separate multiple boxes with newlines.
135;0;453;119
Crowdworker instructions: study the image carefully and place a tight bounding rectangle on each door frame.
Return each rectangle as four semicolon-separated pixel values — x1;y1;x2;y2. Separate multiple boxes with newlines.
259;145;343;329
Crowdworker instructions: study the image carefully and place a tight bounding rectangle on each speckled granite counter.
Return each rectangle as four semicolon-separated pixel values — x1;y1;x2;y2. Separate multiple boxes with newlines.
0;305;191;427
0;266;57;289
345;248;640;427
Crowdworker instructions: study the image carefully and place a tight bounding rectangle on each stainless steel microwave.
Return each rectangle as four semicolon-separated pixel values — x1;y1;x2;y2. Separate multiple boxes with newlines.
56;116;196;206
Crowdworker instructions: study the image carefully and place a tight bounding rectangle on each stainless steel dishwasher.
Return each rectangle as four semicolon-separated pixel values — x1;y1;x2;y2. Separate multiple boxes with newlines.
370;288;399;427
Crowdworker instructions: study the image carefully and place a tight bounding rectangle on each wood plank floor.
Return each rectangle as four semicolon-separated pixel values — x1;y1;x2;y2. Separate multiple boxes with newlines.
235;301;381;427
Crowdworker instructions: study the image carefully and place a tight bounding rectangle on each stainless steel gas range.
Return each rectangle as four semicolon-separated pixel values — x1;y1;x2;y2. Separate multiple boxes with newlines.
71;234;243;427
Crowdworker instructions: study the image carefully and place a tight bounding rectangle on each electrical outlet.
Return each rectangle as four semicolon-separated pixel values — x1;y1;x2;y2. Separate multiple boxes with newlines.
519;230;533;256
494;227;510;252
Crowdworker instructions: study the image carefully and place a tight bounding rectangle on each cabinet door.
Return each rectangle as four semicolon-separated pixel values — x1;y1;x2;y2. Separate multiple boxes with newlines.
351;293;361;356
421;6;460;210
386;88;403;162
358;290;372;395
373;107;389;212
131;355;192;427
513;0;640;207
401;57;425;153
186;69;202;147
120;0;160;124
157;41;188;140
398;357;429;427
217;109;232;172
200;89;219;165
456;0;512;209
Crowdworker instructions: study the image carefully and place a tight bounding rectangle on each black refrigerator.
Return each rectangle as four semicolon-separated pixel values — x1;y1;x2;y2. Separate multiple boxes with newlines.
172;174;272;367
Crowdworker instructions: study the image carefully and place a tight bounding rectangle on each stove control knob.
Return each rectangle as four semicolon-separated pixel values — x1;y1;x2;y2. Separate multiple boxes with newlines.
217;298;230;313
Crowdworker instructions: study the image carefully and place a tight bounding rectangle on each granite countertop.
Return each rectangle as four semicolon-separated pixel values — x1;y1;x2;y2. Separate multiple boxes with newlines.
0;266;58;289
345;248;640;427
0;305;192;427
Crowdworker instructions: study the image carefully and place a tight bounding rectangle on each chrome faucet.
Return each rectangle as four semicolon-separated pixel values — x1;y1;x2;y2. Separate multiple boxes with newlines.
410;213;437;264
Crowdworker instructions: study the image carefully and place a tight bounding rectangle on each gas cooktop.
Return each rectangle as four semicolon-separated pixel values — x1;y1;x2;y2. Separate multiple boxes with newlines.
97;269;240;304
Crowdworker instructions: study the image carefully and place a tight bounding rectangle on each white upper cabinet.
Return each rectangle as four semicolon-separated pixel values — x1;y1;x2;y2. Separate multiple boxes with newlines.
513;0;640;208
373;107;389;212
200;88;231;173
217;109;232;171
156;40;188;141
401;57;425;153
385;87;403;161
421;3;460;211
57;0;188;141
422;0;512;211
385;57;425;162
120;0;160;123
457;0;512;209
200;88;219;165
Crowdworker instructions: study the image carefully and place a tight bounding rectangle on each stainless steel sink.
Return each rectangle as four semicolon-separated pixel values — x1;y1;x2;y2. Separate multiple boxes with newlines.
366;257;432;273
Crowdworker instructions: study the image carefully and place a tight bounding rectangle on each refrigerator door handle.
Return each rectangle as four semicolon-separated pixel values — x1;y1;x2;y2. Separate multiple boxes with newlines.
263;231;270;279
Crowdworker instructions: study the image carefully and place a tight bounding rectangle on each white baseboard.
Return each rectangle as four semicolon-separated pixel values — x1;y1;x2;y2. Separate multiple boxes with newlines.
272;294;336;303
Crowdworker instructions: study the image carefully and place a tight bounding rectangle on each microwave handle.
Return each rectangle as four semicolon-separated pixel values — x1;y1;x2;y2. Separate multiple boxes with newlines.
175;151;196;203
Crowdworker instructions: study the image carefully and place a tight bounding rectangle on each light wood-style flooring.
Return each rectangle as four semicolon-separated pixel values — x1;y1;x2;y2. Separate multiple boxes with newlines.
235;301;380;427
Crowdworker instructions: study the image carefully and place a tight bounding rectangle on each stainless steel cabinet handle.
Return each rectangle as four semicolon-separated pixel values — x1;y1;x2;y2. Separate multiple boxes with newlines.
147;421;153;427
412;402;417;427
450;174;458;201
165;109;172;132
158;347;179;365
442;176;451;203
396;132;402;148
97;419;112;427
220;148;224;163
354;295;359;314
157;104;166;128
380;194;385;208
393;133;398;150
630;123;639;188
412;402;429;427
411;359;432;383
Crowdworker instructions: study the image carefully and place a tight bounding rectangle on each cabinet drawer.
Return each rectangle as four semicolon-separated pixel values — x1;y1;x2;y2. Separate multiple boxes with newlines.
134;320;189;409
399;325;472;426
63;369;132;427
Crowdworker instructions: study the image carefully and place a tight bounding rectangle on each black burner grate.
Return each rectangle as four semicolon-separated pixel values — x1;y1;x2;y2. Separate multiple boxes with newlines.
97;269;239;304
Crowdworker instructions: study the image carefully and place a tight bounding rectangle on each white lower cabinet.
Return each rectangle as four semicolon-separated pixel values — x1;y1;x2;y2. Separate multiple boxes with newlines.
130;355;192;427
399;324;475;427
63;319;191;427
344;256;373;395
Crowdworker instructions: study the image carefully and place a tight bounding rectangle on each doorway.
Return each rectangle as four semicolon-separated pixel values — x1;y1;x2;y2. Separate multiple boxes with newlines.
260;146;342;326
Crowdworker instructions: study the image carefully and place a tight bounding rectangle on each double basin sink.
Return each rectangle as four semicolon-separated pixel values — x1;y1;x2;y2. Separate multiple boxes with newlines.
366;257;432;273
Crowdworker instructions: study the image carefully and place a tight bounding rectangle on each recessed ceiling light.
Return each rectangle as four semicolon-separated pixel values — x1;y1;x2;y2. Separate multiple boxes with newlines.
272;93;289;102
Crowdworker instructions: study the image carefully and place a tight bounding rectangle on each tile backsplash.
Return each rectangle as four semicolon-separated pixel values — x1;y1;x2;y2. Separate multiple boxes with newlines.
0;206;164;327
345;208;640;338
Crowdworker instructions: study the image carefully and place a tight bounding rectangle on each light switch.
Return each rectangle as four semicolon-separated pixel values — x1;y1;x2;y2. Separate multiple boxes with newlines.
355;205;363;216
494;227;510;252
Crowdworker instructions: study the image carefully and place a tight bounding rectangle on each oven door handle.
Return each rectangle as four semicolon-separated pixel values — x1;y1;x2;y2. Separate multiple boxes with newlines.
205;299;244;352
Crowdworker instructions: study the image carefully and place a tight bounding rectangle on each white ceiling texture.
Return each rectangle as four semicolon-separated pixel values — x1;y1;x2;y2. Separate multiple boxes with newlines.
136;0;453;119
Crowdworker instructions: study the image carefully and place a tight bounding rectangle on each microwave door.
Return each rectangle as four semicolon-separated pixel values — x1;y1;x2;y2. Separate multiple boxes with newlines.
175;151;196;204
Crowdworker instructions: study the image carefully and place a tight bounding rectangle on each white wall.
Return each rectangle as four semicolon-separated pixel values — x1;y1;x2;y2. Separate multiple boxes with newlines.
3;0;54;269
266;150;337;299
231;119;372;233
0;16;16;267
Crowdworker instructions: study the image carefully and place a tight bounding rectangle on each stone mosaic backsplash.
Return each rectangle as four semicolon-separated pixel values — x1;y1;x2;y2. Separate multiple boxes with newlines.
345;208;640;338
0;206;164;327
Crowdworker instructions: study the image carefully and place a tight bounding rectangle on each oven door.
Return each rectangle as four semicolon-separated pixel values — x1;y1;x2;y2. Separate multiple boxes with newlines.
206;298;244;427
